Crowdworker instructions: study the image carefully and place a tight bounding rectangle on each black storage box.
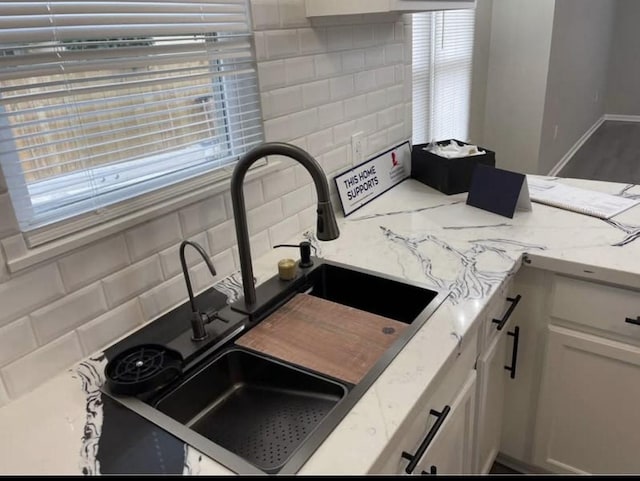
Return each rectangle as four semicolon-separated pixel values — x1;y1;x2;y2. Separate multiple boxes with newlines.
411;139;496;195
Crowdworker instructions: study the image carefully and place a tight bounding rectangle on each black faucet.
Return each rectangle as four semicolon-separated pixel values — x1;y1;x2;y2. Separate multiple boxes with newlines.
179;240;217;341
230;142;340;310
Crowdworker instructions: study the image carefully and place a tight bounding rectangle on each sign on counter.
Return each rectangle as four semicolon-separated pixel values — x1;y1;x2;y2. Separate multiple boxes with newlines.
334;140;411;216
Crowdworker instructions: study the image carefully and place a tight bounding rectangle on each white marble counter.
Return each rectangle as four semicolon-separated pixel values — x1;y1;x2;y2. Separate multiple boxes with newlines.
2;176;640;475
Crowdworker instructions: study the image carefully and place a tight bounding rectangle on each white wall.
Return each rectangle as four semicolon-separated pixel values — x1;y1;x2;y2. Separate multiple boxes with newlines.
538;0;615;175
469;0;493;145
0;1;412;405
482;0;556;174
606;0;640;116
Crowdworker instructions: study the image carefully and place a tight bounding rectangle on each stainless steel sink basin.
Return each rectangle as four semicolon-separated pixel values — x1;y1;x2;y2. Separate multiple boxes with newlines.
102;258;448;474
153;348;347;474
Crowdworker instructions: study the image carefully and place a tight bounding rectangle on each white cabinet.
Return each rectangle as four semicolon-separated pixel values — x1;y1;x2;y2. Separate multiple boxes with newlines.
305;0;475;17
474;292;520;473
532;325;640;474
371;328;477;475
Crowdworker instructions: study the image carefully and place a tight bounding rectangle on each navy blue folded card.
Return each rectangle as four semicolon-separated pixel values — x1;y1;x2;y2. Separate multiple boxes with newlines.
466;164;531;218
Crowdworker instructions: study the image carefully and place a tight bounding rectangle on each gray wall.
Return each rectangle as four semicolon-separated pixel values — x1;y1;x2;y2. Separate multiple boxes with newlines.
468;0;493;145
482;0;556;174
539;0;616;175
606;0;640;116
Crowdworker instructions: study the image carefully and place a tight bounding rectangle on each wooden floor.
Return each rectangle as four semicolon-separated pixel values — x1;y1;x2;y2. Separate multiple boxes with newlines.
558;121;640;183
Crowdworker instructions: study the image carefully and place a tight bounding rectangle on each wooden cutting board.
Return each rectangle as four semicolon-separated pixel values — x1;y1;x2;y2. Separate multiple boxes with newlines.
235;293;408;385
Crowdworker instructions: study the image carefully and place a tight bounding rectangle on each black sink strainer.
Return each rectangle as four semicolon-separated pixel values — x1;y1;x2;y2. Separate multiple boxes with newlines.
105;344;183;396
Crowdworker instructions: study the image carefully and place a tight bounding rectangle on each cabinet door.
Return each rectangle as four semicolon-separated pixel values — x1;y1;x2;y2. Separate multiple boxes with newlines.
533;325;640;474
474;329;508;473
411;371;476;475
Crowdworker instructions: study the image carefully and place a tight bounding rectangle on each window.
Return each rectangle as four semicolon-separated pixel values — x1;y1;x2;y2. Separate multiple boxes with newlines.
412;9;476;145
0;0;262;245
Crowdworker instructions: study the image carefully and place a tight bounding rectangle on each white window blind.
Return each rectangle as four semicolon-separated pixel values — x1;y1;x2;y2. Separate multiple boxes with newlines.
0;0;263;242
412;9;475;145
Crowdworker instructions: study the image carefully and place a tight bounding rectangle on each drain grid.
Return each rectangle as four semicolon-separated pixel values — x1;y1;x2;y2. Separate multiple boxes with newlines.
192;386;335;471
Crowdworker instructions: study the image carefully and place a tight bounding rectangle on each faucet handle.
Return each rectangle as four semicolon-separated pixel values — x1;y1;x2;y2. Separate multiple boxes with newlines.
274;241;313;268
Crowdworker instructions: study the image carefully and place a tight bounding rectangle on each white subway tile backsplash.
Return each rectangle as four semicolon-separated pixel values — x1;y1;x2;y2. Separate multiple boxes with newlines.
0;317;36;367
298;205;317;231
344;94;368;119
31;283;107;345
268;86;304;118
0;193;19;238
179;195;226;238
159;231;210;280
353;25;375;48
265;29;299;59
366;90;388;113
102;255;164;308
125;213;182;262
378;106;398;129
302;80;330;108
355;71;377;94
367;130;390;156
318;101;344;128
333;120;357;146
193;248;237;294
395;64;404;82
327;26;354;52
282;184;314;218
314;53;342;78
258;60;287;91
77;300;144;356
329;74;355;100
341;50;365;73
307;128;334;157
58;236;129;292
278;0;309;28
207;220;237;255
0;263;64;328
388;122;407;145
374;23;395;45
375;65;396;87
251;230;272;259
284;57;315;86
264;108;318;141
1;331;83;399
385;44;404;64
262;167;297;201
139;275;187;321
395;21;405;41
356;113;378;135
365;47;385;68
252;0;280;30
247;198;283;235
299;28;327;55
254;31;266;61
261;92;272;119
387;84;404;105
269;215;301;247
322;146;350;174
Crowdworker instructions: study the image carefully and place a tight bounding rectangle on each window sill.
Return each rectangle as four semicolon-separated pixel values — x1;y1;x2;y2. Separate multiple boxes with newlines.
2;158;283;274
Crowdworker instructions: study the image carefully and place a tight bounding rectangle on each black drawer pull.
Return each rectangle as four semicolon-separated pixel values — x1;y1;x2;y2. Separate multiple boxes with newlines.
625;317;640;326
504;325;520;379
492;295;522;331
421;465;437;475
402;406;451;474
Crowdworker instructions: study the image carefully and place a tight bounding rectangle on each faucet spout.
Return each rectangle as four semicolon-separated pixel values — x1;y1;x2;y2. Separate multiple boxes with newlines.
179;240;217;341
230;142;340;308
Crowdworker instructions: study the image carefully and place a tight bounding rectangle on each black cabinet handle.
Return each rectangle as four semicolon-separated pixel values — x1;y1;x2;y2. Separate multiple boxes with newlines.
421;466;437;475
401;406;451;474
504;326;520;379
492;295;522;331
625;316;640;326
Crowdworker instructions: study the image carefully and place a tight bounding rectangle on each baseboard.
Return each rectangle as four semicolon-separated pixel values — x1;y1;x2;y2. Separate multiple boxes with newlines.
547;116;605;176
603;114;640;122
495;453;550;475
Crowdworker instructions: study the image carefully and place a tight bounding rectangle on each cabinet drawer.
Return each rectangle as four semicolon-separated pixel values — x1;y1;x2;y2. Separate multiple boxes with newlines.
550;275;640;342
372;330;477;474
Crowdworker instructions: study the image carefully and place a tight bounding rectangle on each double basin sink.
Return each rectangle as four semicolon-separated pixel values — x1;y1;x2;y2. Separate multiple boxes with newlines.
102;259;447;474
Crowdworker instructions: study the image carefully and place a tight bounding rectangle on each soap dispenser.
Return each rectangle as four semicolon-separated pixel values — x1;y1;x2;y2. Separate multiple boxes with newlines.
274;241;314;268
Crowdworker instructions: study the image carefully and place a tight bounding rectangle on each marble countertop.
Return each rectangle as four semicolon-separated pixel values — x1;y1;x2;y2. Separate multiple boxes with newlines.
2;175;640;475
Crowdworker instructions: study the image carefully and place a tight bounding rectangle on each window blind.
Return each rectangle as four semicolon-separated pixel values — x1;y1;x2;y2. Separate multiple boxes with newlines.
412;9;475;145
0;0;263;241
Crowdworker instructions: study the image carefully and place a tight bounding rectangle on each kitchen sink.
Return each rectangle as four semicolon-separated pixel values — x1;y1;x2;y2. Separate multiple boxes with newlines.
102;258;448;474
153;348;347;474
